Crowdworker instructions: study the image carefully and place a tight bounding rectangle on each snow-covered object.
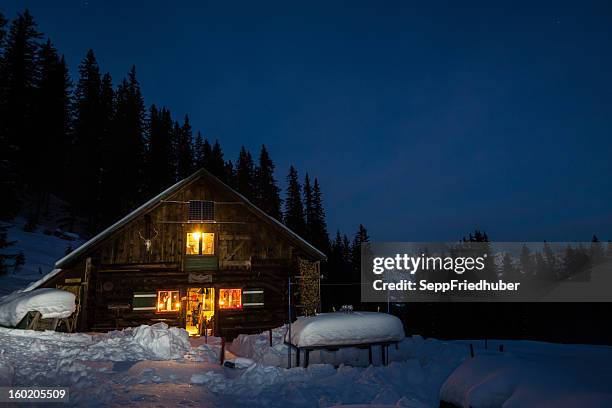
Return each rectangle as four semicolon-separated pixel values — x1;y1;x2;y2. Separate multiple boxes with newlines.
0;288;75;327
223;357;256;369
286;312;405;347
440;352;612;408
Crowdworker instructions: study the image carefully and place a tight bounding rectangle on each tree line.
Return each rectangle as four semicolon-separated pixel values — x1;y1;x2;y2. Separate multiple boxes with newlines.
0;9;367;285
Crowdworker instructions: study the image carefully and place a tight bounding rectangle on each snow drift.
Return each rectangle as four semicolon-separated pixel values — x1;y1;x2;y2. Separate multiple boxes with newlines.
440;348;612;408
0;288;76;327
285;312;405;347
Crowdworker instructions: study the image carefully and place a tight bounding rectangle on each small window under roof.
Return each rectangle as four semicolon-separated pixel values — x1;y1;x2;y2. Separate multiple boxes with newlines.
188;200;214;222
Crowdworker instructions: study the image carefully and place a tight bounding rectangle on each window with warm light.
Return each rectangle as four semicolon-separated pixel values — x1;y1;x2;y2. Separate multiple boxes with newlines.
219;288;242;309
157;290;180;312
186;232;214;255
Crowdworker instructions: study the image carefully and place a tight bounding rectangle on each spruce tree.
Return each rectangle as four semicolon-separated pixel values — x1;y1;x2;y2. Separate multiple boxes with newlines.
501;252;517;279
311;178;330;253
175;114;193;179
31;39;73;221
0;10;42;178
202;138;212;169
519;244;533;278
254;145;282;219
283;165;306;236
235;146;255;199
193;130;204;169
350;224;370;271
110;65;146;216
0;10;41;219
303;173;314;239
72;49;104;229
146;105;175;194
209;139;226;181
0;11;16;220
224;160;235;187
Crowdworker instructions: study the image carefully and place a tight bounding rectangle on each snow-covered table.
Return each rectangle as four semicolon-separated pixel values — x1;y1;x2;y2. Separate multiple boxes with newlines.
284;312;405;367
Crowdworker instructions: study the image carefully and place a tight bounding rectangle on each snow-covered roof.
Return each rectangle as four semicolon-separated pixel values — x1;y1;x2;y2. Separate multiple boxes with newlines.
51;168;325;272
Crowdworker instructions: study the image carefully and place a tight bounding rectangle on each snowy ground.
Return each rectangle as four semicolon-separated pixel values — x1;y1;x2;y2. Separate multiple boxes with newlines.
2;323;612;407
0;218;84;297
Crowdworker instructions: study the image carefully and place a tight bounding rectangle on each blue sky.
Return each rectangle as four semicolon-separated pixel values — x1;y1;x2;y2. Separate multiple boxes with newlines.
3;1;611;241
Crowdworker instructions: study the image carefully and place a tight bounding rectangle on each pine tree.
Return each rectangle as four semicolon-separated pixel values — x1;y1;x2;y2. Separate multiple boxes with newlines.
110;65;146;217
0;10;42;219
34;40;72;211
202;138;212;169
98;71;114;216
175;114;193;179
224;160;235;187
283;165;306;236
310;178;330;253
193;130;204;168
72;49;104;229
0;10;42;175
542;241;557;280
145;105;175;194
303;173;314;239
209;139;226;181
235;146;255;199
501;252;517;279
350;224;370;273
519;244;533;278
254;145;282;219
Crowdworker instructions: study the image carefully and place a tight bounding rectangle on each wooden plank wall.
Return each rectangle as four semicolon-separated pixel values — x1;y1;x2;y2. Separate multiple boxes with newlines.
48;176;320;334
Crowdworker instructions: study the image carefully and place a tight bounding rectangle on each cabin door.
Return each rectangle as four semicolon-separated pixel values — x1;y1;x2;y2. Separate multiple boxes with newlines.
186;287;215;336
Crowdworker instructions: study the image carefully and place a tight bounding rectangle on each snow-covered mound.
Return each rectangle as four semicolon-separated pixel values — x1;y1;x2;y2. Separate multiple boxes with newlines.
440;346;612;408
0;288;75;327
93;323;192;360
286;312;405;347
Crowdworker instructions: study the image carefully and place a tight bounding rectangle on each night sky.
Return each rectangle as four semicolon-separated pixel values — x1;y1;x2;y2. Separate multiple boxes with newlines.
3;1;611;242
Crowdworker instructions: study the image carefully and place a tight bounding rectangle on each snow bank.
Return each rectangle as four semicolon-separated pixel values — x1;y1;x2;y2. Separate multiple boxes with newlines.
440;352;612;408
286;312;405;347
65;323;193;361
0;288;75;327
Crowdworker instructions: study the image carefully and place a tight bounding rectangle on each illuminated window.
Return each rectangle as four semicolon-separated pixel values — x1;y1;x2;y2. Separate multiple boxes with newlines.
219;289;242;309
157;290;180;312
186;232;214;255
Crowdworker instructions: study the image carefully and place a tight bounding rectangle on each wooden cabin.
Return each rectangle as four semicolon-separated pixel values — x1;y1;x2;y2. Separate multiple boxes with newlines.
28;169;326;338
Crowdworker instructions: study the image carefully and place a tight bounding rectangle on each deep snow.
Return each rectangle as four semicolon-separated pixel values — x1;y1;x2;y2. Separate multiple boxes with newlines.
0;288;76;327
1;323;612;407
